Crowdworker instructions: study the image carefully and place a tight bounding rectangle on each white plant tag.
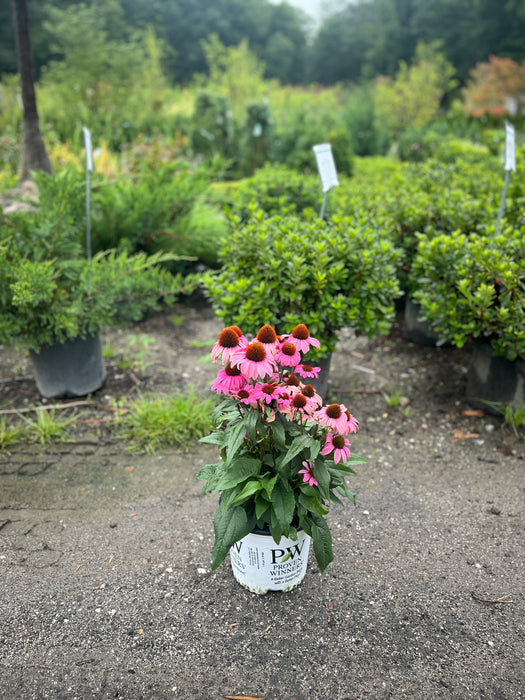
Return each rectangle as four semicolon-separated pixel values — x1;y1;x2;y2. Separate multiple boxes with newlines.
83;126;94;172
313;143;339;193
504;121;516;172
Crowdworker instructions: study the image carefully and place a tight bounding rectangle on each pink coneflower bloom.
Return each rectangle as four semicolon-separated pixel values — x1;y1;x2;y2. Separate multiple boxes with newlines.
211;327;247;364
275;341;301;368
290;392;309;419
321;433;351;464
284;324;320;354
299;460;318;487
277;390;293;412
231;341;277;380
210;363;246;395
234;385;258;406
256;324;280;356
315;403;354;434
300;384;323;410
252;381;284;405
295;363;321;379
344;410;360;434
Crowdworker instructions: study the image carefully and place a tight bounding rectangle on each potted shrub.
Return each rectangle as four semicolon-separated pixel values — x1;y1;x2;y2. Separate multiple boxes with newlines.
410;227;525;408
0;172;195;398
198;321;367;594
202;212;401;396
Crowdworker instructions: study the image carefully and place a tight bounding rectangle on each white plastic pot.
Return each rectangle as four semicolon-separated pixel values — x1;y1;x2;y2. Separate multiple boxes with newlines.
229;528;311;595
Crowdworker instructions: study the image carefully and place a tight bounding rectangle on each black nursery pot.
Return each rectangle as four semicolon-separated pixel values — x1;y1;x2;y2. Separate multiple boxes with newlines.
30;335;106;399
466;342;525;413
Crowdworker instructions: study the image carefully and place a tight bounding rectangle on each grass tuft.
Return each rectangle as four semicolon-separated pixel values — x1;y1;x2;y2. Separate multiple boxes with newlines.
119;390;215;453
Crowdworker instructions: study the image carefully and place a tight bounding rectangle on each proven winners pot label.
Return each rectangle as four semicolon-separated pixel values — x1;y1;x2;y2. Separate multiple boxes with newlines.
230;530;311;594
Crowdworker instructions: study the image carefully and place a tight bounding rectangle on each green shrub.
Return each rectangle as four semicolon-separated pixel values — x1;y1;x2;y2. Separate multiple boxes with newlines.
89;161;220;265
203;212;401;357
191;90;234;162
410;227;525;361
236;100;274;177
229;164;323;222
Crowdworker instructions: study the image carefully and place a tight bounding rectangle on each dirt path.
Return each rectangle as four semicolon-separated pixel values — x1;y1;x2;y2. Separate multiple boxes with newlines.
0;301;523;699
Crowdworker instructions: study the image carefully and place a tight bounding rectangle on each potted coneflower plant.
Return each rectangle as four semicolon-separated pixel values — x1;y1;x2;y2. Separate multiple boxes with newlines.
197;321;367;594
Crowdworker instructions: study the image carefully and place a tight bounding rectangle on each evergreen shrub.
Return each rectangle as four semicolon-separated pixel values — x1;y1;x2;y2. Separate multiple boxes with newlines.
410;227;525;361
203;212;401;357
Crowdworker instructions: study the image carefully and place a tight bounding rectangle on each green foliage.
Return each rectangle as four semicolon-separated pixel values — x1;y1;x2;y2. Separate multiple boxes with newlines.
228;164;322;222
0;418;22;450
203;212;401;357
374;41;457;140
191;90;234;162
411;228;525;361
270;88;354;175
18;408;79;445
119;391;215;453
236;100;274;177
89;161;221;264
0;167;196;351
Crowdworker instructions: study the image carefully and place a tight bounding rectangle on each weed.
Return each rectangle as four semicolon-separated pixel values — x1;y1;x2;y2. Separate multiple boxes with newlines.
189;339;214;349
0;418;22;450
384;387;402;408
481;401;525;441
18;408;79;445
119;390;215;453
103;345;117;360
117;334;156;373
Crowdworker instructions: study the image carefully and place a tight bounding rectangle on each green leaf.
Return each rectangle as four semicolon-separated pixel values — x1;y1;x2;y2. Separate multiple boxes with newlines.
279;433;313;469
244;408;260;441
231;479;263;504
199;432;225;446
271;478;295;530
213;457;260;491
312;460;331;500
261;473;279;499
255;494;270;521
271;414;286;447
310;513;333;573
224;420;248;462
211;506;249;570
298;490;329;515
344;453;368;466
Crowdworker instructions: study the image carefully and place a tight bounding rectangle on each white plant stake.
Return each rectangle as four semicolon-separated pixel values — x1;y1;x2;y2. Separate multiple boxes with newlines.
496;121;516;236
82;126;94;259
313;143;339;219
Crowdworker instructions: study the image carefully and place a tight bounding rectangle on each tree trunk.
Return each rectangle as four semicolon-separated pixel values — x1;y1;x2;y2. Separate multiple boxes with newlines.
12;0;52;182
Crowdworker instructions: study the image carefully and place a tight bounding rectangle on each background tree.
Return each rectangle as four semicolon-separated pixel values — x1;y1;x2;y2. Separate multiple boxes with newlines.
462;55;525;118
373;41;457;139
12;0;52;181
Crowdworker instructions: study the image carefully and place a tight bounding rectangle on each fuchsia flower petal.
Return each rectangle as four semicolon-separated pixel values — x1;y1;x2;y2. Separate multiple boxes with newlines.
298;460;318;487
284;324;320;354
231;341;277;380
275;341;302;368
321;433;351;464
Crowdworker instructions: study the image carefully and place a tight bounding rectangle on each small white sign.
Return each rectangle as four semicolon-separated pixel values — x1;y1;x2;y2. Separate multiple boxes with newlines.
313;143;339;193
504;121;516;172
82;126;94;172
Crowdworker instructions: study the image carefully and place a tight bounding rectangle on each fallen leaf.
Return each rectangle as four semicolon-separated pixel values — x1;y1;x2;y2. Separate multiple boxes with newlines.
451;428;481;443
124;466;135;472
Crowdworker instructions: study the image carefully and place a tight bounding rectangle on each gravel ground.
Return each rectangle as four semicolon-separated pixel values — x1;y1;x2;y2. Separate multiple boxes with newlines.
0;301;523;699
